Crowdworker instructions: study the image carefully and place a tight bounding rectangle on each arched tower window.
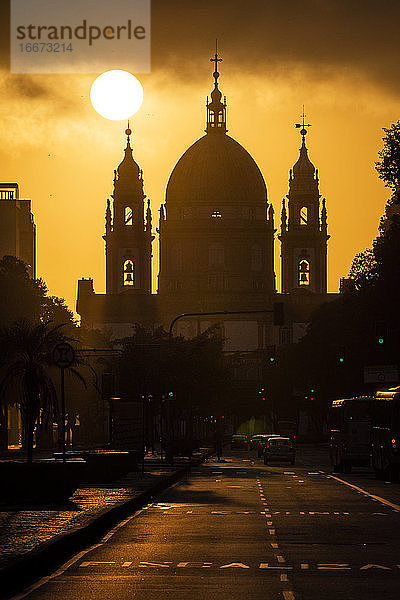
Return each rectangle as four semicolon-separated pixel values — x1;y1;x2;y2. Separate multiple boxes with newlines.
125;207;133;226
209;243;224;266
251;245;262;271
123;259;135;286
300;206;308;226
298;260;310;286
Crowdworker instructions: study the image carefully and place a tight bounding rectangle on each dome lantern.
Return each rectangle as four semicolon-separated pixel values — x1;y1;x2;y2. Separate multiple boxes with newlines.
206;40;227;134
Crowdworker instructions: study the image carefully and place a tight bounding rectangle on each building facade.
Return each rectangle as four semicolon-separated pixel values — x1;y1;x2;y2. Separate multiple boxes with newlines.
0;182;36;277
77;54;337;352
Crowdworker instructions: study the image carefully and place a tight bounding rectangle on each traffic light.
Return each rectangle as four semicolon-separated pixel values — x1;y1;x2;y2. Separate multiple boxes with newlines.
168;391;174;398
273;302;285;326
375;321;387;347
337;346;346;364
266;345;276;364
258;388;266;401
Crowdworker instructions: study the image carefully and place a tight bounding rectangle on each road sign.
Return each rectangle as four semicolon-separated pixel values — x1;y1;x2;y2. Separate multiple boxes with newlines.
364;365;399;384
52;342;75;368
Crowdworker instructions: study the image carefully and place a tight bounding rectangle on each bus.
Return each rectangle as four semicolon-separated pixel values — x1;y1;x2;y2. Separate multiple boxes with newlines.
329;396;374;473
371;386;400;481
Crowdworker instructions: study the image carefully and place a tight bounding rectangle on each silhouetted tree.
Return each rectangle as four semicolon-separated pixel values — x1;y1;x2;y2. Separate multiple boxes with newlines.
0;320;82;462
376;121;400;194
0;256;76;331
348;248;378;292
117;324;230;414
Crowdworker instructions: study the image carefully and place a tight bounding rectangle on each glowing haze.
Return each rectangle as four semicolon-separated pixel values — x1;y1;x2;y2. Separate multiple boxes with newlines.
0;0;399;314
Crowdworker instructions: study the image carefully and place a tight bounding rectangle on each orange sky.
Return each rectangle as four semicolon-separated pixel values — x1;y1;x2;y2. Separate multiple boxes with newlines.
1;1;399;314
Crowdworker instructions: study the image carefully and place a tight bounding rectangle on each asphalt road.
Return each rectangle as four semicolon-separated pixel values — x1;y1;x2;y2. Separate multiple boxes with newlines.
10;447;400;600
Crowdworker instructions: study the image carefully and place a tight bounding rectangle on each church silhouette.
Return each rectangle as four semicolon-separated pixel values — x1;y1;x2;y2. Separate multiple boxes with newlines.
77;51;338;354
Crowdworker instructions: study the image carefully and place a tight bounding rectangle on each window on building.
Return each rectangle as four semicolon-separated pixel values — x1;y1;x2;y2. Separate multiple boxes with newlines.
123;259;135;286
300;206;308;226
298;259;310;286
207;273;227;290
209;243;224;266
125;206;133;226
172;244;183;271
251;245;262;271
280;327;292;345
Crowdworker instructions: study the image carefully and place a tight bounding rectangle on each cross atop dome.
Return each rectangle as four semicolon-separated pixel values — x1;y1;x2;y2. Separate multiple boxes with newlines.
206;41;227;134
210;39;222;87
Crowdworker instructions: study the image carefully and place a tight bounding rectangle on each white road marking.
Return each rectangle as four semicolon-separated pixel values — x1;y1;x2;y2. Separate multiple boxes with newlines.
260;564;293;570
101;513;139;541
267;521;273;525
301;563;309;569
80;561;115;567
360;564;391;570
269;529;276;535
277;556;286;563
271;542;279;548
220;563;250;569
139;562;172;568
317;564;351;570
283;591;295;600
122;562;132;567
328;475;400;514
280;574;289;582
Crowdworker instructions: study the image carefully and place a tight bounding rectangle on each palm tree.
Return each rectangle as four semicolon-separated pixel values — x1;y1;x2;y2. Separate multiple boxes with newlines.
0;320;80;462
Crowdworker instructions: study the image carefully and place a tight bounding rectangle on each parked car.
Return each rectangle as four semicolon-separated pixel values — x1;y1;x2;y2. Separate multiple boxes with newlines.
230;434;250;450
263;436;295;464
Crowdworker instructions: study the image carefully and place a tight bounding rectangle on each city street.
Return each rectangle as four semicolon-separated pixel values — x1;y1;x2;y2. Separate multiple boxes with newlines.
9;447;400;600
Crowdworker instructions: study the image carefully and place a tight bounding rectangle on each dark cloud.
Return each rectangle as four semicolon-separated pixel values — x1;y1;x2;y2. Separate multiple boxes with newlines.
150;0;400;94
11;75;49;98
1;0;400;97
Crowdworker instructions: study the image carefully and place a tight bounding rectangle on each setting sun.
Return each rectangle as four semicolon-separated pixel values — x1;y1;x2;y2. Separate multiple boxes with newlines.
90;70;143;121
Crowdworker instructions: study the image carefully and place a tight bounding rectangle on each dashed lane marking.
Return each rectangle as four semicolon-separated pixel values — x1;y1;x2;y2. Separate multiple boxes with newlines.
328;475;400;511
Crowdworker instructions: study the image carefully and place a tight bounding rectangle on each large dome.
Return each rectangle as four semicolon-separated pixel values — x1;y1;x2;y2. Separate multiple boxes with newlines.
166;133;267;206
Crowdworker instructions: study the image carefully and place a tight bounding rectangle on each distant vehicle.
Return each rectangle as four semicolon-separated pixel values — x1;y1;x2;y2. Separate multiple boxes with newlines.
263;436;295;464
371;387;400;481
251;433;281;457
329;396;374;473
230;434;250;450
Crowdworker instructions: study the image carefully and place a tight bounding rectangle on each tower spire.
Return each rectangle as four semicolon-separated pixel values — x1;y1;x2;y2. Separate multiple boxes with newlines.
206;41;227;133
295;106;311;145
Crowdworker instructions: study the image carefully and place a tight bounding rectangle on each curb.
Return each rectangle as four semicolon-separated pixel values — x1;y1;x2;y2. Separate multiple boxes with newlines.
0;453;211;599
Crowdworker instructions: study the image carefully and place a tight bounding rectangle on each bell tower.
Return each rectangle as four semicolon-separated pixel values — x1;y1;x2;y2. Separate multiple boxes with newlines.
279;113;329;294
103;126;153;295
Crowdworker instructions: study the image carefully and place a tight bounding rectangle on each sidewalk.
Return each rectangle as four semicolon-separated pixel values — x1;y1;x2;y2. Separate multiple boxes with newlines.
0;448;213;598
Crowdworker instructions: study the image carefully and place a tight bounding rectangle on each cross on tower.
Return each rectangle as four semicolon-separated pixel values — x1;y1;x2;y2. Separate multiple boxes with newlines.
295;106;311;143
210;39;222;85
